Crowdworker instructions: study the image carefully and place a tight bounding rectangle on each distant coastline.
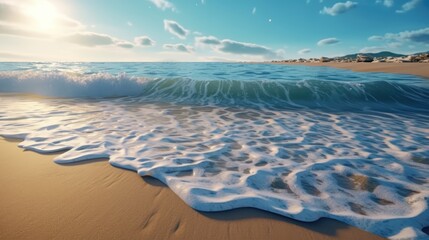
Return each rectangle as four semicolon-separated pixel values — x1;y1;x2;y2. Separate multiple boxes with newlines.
268;51;429;79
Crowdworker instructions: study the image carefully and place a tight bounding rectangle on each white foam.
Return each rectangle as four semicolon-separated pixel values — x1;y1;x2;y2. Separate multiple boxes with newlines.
0;95;428;239
0;71;146;98
390;227;420;240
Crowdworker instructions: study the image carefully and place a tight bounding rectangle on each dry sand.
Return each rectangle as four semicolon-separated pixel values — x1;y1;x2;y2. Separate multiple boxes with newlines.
273;62;429;79
0;138;385;240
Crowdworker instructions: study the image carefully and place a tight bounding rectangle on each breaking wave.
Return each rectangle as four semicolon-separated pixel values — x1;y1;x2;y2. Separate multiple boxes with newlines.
1;63;429;239
0;71;428;111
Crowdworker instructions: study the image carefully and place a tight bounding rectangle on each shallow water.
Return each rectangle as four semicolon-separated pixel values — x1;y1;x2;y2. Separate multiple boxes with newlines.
0;62;428;239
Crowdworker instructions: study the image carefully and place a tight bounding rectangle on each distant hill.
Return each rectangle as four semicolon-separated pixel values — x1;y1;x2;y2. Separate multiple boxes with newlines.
412;50;429;55
339;51;406;59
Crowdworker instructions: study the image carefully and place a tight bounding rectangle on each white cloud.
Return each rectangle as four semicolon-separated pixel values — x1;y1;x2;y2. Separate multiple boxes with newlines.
116;41;134;49
252;7;256;14
149;0;174;11
0;1;159;53
127;21;133;27
164;20;189;39
195;35;282;59
317;37;340;46
217;39;280;59
360;41;402;53
0;2;28;24
62;32;135;49
385;27;429;43
387;42;402;48
0;23;48;38
163;43;193;53
320;1;358;16
368;35;384;41
134;36;156;46
195;36;221;45
62;32;115;47
396;0;421;13
57;17;83;29
365;28;429;52
376;0;394;7
385;0;394;7
298;48;311;54
359;46;386;53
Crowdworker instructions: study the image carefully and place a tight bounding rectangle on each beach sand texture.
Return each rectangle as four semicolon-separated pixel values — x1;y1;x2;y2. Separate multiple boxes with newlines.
0;138;385;240
273;62;429;79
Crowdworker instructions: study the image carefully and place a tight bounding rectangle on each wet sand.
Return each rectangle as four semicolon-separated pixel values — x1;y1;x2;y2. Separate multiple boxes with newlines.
273;62;429;79
0;138;385;240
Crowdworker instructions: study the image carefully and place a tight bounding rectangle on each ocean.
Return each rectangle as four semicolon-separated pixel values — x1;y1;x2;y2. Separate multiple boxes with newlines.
0;62;428;239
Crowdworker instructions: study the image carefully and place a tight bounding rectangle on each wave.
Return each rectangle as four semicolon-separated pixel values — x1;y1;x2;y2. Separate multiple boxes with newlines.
1;67;429;239
0;71;428;109
0;71;146;98
1;90;429;239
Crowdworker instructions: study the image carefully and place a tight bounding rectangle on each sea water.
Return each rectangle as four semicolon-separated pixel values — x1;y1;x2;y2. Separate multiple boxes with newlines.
0;62;428;239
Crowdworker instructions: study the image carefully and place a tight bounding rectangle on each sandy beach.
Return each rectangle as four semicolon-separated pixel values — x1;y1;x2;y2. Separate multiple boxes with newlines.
0;138;385;240
1;0;428;238
273;62;429;79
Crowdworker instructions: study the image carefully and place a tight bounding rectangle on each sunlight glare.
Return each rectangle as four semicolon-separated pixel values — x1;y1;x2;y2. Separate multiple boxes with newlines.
25;0;58;31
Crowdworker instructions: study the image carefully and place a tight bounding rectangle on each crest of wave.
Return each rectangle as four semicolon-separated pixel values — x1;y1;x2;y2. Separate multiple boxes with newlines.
0;71;146;98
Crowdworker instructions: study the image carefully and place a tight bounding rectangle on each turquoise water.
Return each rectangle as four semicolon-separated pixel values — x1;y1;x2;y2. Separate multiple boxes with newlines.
0;62;428;239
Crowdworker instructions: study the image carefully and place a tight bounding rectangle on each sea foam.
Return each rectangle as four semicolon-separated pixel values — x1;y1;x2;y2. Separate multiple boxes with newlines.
0;62;428;239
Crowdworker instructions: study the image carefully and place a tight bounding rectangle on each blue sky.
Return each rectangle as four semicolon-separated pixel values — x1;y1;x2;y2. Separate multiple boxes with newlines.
0;0;428;61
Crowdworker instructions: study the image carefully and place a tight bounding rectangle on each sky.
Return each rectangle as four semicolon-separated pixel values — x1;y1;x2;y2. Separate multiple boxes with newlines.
0;0;428;61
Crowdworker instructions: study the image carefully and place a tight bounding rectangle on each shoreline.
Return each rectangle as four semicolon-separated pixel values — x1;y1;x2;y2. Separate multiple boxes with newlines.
270;62;429;79
0;138;385;240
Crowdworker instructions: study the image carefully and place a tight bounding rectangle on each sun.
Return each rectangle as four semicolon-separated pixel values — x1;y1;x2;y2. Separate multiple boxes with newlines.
25;0;59;31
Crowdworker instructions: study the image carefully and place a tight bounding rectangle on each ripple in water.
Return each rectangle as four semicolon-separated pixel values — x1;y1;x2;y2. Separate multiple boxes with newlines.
0;62;428;240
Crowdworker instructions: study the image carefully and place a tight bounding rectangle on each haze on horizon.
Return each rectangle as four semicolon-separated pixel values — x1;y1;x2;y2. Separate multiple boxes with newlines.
0;0;428;62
